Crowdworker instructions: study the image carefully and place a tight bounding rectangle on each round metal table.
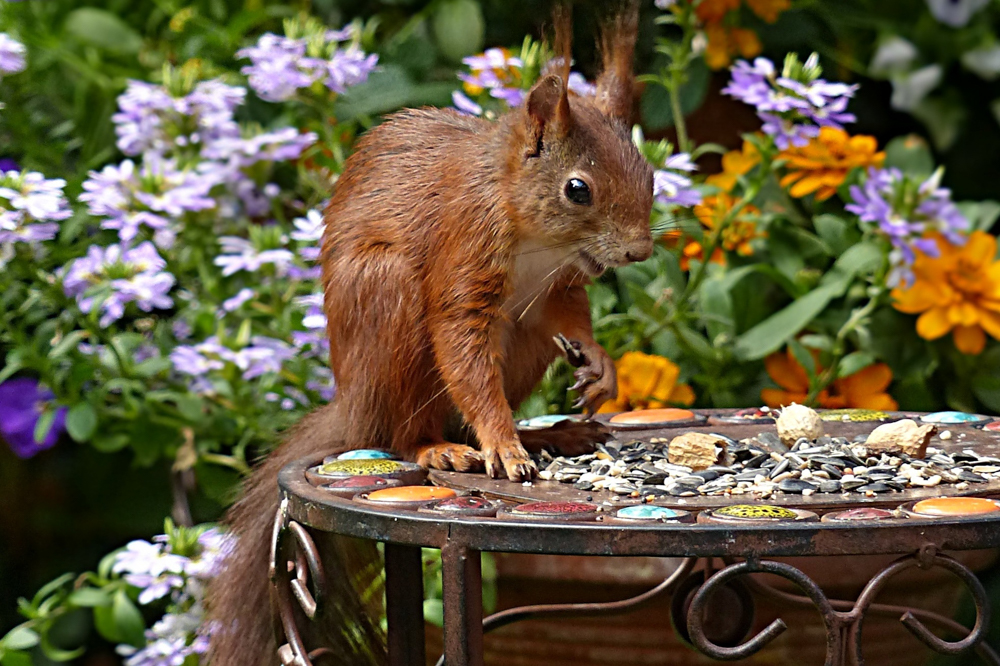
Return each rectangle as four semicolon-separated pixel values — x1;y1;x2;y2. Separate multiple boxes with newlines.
270;411;1000;666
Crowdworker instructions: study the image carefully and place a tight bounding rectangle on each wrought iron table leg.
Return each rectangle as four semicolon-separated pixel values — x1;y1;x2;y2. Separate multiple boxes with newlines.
384;543;426;666
441;540;484;666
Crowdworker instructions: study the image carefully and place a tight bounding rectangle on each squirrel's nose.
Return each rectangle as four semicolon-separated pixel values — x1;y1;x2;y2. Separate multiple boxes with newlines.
625;237;653;263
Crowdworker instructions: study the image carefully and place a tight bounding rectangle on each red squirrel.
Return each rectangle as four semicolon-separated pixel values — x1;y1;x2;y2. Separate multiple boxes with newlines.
208;5;651;665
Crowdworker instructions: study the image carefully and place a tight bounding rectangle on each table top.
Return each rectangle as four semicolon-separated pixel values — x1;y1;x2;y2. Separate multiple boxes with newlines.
278;409;1000;558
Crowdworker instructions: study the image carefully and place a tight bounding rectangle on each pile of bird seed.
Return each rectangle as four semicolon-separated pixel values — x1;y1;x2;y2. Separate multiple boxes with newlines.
534;431;1000;501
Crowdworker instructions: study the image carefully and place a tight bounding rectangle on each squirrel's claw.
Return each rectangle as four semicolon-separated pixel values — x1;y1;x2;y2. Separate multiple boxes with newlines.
560;337;617;417
482;440;537;481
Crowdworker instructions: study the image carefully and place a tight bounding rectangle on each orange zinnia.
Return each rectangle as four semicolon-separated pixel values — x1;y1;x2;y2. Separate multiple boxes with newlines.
706;139;761;192
695;0;741;23
598;351;695;413
892;231;1000;355
762;348;899;410
704;23;761;70
694;192;763;254
745;0;791;23
778;127;885;201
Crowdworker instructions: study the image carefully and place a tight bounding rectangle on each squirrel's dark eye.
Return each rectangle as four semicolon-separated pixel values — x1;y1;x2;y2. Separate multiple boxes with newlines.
564;178;592;205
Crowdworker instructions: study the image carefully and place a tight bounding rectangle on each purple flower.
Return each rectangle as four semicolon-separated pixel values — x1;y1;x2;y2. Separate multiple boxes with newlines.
321;47;379;94
567;72;597;97
846;167;970;287
926;0;989;27
80;158;217;247
457;47;526;111
0;33;26;75
235;336;295;380
723;55;858;149
170;346;224;376
237;28;377;102
0;170;72;253
214;236;294;276
291;209;324;263
112;79;244;157
0;378;67;458
63;241;176;326
222;288;255;312
653;153;702;207
202;127;316;169
452;90;483;116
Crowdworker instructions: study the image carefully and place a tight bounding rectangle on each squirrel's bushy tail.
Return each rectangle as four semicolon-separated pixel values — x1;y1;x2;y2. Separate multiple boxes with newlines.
207;401;387;666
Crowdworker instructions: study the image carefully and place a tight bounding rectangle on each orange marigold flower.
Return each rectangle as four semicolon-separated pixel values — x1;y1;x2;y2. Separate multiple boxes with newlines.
761;348;899;410
706;139;761;192
745;0;791;22
695;192;764;253
598;351;695;413
778;127;885;201
696;0;741;23
704;23;762;70
891;231;1000;355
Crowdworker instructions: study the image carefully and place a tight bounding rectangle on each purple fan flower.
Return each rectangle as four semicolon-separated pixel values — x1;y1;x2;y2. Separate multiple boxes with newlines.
0;33;26;75
321;48;379;94
80;158;217;247
112;79;244;157
0;378;67;458
0;170;72;252
237;28;377;102
170;346;224;376
723;55;858;149
653;153;702;207
63;242;176;326
222;288;255;312
214;236;294;276
235;336;295;380
202;127;316;169
926;0;989;27
846;167;971;287
291;209;324;263
452;90;483;116
567;72;597;97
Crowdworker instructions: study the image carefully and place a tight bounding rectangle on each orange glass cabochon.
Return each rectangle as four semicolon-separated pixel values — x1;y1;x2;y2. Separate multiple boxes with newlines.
912;497;1000;516
610;408;696;424
366;486;457;502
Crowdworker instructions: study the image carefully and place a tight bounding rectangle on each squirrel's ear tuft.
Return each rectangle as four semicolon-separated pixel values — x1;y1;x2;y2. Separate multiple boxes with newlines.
526;74;571;138
595;1;639;122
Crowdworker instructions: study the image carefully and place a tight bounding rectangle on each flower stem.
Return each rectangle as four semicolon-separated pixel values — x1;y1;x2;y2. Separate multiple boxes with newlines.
805;290;884;404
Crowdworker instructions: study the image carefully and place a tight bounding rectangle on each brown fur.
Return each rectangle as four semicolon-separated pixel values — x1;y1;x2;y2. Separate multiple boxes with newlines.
208;7;651;666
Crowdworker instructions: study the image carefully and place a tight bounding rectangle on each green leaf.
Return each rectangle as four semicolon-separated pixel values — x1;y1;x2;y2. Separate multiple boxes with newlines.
883;135;934;178
176;396;205;423
64;9;143;55
31;574;74;608
33;410;56;446
1;627;39;652
67;587;111;608
431;0;485;62
0;360;23;385
788;339;816;379
838;351;876;378
422;599;444;627
39;634;83;663
91;433;129;453
132;357;172;378
699;279;734;340
957;200;1000;233
640;59;710;131
0;651;32;666
93;604;121;643
813;214;859;256
47;331;88;360
65;403;98;443
112;591;146;648
732;282;841;361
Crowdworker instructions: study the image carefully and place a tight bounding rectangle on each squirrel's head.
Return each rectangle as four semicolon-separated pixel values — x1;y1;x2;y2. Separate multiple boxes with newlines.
502;3;653;277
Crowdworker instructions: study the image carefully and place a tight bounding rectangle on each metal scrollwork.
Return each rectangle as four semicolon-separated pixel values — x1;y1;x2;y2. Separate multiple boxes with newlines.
270;500;330;666
684;552;998;666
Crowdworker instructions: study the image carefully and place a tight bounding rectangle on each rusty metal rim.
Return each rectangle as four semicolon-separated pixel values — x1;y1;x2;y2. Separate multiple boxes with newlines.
278;459;1000;557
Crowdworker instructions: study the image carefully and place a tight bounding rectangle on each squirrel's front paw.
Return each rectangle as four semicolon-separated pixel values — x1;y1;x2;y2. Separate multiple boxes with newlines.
567;342;618;417
482;440;537;481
